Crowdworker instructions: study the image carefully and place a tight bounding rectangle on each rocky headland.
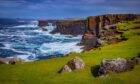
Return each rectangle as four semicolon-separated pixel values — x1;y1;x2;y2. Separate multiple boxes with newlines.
38;14;139;50
81;14;138;50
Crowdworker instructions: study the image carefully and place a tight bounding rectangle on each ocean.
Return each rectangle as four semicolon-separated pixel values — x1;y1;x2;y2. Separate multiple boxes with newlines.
0;19;83;61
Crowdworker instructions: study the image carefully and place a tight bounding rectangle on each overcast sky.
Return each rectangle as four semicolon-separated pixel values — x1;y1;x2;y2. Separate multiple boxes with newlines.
0;0;140;19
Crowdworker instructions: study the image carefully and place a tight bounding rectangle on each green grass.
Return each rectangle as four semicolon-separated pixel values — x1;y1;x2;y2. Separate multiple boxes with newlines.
0;21;140;84
117;21;140;30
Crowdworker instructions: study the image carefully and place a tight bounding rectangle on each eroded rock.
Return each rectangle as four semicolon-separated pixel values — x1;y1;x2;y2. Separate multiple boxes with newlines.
58;56;85;73
51;20;86;36
81;14;138;50
97;58;135;77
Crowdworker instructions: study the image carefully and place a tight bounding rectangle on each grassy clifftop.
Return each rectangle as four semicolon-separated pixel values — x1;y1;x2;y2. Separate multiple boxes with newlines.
0;20;140;84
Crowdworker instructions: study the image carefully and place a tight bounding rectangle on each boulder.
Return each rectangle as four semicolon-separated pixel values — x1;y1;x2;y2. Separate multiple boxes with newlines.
67;56;85;70
0;58;11;64
97;58;135;77
0;57;24;64
58;65;72;73
58;56;85;73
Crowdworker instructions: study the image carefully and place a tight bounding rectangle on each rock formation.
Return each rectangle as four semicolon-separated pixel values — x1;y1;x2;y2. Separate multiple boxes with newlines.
81;14;138;49
37;14;139;50
38;20;48;26
58;56;85;73
97;55;140;77
51;20;86;36
97;58;135;77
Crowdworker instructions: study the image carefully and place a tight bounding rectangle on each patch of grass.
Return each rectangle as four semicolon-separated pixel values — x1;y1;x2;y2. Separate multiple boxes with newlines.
117;21;140;30
0;21;140;84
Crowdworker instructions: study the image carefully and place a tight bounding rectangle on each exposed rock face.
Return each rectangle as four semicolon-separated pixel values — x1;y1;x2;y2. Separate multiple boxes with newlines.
51;20;86;36
81;31;98;50
38;20;48;26
58;56;85;73
81;14;138;49
97;58;135;77
0;57;24;64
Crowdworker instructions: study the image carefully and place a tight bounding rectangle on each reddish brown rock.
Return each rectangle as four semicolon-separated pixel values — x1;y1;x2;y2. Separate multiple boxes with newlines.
81;14;138;50
86;14;137;37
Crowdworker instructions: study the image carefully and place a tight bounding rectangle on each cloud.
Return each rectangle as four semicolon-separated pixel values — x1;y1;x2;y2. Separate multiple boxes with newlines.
0;0;139;19
0;0;26;8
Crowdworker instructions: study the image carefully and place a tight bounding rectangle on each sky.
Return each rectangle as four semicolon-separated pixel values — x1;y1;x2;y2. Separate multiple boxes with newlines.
0;0;140;19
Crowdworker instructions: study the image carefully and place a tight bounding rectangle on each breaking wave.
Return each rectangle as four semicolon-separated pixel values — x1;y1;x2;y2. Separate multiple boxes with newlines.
0;19;83;61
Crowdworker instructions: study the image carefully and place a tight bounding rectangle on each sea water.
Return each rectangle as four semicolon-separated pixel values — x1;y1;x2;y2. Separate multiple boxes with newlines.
0;19;83;61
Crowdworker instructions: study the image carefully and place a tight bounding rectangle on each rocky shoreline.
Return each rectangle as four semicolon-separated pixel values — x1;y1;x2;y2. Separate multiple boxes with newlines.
38;14;139;50
1;14;139;64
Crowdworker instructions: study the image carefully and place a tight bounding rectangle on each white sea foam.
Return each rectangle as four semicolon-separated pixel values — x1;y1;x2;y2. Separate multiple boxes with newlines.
39;42;83;55
18;21;25;23
32;28;82;40
11;20;38;28
0;21;83;61
2;43;37;61
12;24;38;28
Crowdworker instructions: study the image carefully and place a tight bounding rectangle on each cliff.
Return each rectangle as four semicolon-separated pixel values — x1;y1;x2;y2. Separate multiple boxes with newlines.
86;14;137;37
38;20;48;26
51;20;86;36
81;14;138;50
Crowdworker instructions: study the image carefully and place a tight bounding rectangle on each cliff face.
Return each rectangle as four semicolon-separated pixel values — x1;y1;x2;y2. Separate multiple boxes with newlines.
51;20;86;36
81;14;137;49
86;14;137;37
38;20;48;26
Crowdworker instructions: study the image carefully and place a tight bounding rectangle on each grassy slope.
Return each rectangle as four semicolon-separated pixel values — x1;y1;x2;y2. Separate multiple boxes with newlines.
0;21;140;84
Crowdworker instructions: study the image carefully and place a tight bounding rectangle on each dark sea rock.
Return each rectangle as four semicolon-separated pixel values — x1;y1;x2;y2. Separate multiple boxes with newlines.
58;56;85;73
51;20;86;36
38;20;48;26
